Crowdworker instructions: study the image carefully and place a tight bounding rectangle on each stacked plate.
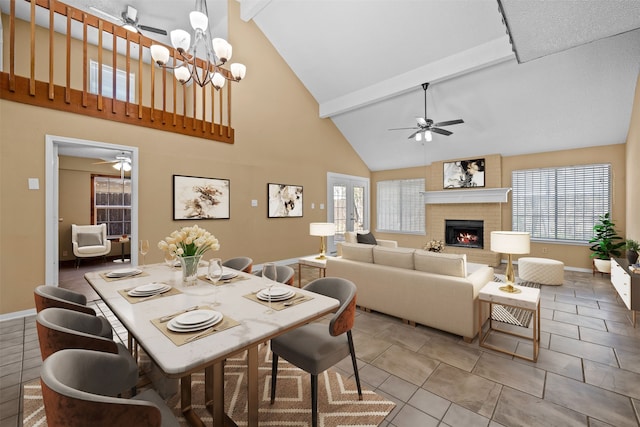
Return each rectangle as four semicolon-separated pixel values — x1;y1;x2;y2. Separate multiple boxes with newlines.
221;268;238;280
106;268;143;278
167;309;223;333
257;286;295;302
127;282;171;297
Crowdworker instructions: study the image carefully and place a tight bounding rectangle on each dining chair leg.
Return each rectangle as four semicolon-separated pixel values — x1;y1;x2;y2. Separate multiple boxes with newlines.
270;353;279;404
311;373;318;427
347;331;363;400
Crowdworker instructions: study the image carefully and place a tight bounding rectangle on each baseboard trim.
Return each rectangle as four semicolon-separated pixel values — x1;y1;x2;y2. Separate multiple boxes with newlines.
0;308;37;321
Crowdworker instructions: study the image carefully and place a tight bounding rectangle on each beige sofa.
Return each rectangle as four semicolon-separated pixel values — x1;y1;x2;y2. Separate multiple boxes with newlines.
326;242;494;341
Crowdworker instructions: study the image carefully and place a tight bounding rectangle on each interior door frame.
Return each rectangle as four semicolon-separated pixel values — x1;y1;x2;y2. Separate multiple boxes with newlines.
326;172;370;254
45;135;139;286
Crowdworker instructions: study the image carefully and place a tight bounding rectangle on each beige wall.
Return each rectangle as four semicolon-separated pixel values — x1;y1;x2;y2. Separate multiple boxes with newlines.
0;0;369;314
626;73;640;241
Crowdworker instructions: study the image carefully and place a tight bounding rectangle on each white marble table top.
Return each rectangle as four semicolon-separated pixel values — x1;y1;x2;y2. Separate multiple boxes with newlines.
85;263;339;377
298;255;329;268
478;281;540;310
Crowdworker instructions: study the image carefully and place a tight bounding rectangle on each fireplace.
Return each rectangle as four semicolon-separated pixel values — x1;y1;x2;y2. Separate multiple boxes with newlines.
445;220;484;249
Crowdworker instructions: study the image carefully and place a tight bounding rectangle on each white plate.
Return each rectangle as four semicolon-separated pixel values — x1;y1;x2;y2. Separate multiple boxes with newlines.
174;309;217;326
257;290;295;301
132;283;166;293
128;284;171;297
167;314;223;332
261;286;291;297
221;268;238;280
107;268;142;278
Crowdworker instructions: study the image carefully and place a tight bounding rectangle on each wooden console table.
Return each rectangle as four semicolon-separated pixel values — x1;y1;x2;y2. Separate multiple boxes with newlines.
611;258;639;327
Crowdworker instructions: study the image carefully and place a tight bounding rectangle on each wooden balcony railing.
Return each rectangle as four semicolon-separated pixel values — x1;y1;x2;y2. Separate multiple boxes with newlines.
0;0;234;143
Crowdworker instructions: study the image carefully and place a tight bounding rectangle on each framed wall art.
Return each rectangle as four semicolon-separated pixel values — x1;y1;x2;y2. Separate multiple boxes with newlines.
267;183;303;218
443;158;485;188
173;175;230;220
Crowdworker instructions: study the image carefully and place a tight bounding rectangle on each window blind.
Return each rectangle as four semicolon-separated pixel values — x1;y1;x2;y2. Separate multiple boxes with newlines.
512;164;611;242
377;179;425;234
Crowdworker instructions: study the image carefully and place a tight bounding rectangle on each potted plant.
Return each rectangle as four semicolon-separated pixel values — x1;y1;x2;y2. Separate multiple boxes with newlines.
625;239;640;264
589;213;625;273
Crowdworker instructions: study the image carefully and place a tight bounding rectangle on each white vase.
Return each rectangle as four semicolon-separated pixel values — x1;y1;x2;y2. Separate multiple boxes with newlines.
179;255;202;285
593;258;611;274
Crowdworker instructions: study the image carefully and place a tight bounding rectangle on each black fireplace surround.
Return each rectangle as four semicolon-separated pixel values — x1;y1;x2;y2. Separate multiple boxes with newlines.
445;220;484;249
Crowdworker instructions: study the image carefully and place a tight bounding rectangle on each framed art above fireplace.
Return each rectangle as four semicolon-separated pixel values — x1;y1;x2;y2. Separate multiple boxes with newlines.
443;158;485;188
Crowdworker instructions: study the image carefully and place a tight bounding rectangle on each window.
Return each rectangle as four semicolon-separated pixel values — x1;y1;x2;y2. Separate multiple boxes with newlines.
89;60;136;102
377;178;425;234
512;164;611;242
93;176;132;238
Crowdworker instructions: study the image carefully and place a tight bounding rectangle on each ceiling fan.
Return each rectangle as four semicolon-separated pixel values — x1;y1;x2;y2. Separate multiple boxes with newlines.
90;5;167;35
388;83;464;142
93;153;132;178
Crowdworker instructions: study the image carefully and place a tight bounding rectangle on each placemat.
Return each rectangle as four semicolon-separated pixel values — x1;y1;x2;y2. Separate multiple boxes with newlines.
99;270;150;282
117;286;182;304
243;292;313;311
151;306;240;346
197;274;250;285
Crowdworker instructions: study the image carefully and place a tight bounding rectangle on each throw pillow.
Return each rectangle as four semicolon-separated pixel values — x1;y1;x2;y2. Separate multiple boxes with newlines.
77;232;103;247
356;232;378;245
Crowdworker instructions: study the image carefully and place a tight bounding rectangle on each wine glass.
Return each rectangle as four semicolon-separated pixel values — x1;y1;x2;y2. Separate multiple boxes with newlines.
139;240;150;268
207;258;223;306
164;251;177;270
262;263;277;314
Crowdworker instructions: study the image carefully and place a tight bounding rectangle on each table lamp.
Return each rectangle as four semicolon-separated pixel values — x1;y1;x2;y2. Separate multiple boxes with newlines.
490;231;530;293
309;222;336;260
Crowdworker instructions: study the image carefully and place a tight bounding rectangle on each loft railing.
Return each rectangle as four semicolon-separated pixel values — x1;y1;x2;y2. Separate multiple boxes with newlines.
0;0;234;143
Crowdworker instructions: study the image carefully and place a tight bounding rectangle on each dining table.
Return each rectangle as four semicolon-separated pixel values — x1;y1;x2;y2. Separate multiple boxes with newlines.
84;262;340;427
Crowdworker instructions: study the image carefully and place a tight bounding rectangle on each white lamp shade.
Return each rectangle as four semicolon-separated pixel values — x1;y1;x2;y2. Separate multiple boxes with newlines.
189;11;208;31
230;63;246;80
150;45;170;65
425;130;433;141
211;72;225;89
491;231;530;254
122;23;138;33
174;66;191;83
212;38;232;62
170;29;191;52
310;222;336;237
415;132;422;142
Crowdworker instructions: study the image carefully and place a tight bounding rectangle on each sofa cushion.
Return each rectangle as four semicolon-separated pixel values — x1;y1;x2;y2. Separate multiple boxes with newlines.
341;242;374;263
77;232;103;247
356;232;378;245
414;250;467;278
373;246;415;269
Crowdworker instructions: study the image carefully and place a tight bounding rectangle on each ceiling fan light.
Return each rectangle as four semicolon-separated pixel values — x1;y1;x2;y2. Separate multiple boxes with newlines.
230;63;246;81
212;38;232;63
170;29;191;53
150;45;170;65
416;132;422;142
175;66;191;83
425;130;432;142
212;72;225;90
122;23;138;33
189;11;208;32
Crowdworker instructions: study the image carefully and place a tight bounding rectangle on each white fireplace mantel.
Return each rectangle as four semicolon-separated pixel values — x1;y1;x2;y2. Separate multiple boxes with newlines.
421;188;511;204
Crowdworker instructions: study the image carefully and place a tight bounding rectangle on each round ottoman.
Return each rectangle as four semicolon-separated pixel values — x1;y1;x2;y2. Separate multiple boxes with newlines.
518;257;564;285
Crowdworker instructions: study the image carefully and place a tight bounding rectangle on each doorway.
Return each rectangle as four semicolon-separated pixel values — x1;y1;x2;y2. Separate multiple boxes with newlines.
45;135;139;286
327;172;370;254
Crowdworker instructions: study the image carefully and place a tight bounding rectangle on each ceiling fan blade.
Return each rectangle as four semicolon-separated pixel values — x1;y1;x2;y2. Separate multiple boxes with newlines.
138;25;168;35
388;127;419;131
416;117;427;127
92;160;117;165
89;6;123;23
433;119;464;127
431;127;453;136
407;130;421;139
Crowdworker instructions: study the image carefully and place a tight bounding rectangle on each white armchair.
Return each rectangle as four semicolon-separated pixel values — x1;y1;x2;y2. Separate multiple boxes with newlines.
71;224;111;268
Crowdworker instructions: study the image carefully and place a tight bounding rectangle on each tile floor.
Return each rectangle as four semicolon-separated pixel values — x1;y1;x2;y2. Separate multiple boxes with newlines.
2;260;640;427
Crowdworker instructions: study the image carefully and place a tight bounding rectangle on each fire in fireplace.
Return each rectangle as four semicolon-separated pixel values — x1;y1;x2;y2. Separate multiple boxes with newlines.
445;220;484;249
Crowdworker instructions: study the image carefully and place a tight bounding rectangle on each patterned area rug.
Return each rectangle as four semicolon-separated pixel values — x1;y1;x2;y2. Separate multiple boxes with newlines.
490;275;541;328
23;344;395;426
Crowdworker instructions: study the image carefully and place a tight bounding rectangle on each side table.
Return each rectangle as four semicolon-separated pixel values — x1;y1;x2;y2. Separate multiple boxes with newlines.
297;255;328;288
478;281;540;362
109;237;130;263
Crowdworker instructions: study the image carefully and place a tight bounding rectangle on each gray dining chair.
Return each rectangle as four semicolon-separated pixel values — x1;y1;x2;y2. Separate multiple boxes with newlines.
254;265;295;286
40;348;179;427
270;277;362;427
34;285;112;338
222;257;253;273
36;307;139;396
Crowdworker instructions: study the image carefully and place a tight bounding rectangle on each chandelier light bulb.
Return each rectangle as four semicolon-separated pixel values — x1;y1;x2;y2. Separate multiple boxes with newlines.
416;132;422;142
170;30;191;53
189;11;208;31
212;38;232;63
212;72;225;90
150;45;170;65
230;63;246;81
174;66;191;83
425;130;432;142
122;24;138;33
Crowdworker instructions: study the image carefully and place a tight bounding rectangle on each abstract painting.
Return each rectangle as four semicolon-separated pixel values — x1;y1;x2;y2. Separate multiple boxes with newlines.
267;183;303;218
173;175;230;220
443;158;486;188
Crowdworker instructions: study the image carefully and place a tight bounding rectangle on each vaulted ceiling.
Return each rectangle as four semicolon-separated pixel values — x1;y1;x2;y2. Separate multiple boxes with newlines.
5;0;640;170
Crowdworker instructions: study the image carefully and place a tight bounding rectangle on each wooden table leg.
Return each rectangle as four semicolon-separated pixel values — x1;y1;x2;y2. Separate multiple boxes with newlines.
247;346;259;427
298;263;302;288
181;375;205;427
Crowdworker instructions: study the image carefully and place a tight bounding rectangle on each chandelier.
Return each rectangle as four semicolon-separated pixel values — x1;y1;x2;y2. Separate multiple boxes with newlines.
149;0;246;89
